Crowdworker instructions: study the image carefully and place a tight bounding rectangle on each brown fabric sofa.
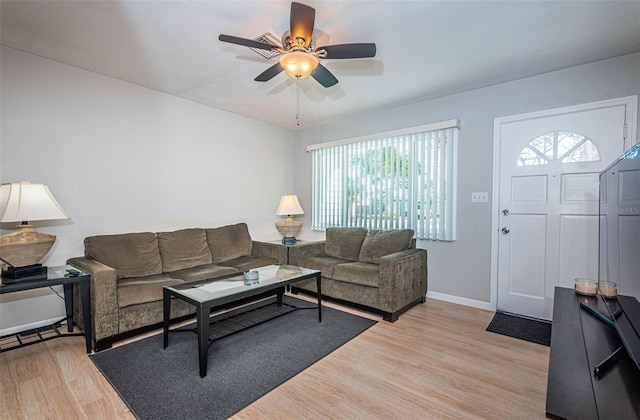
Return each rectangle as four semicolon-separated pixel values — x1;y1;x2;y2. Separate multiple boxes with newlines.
289;227;427;322
67;223;284;351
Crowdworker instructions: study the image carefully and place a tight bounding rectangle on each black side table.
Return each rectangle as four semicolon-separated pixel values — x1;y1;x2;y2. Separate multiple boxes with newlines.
268;239;309;265
0;265;92;354
268;240;310;291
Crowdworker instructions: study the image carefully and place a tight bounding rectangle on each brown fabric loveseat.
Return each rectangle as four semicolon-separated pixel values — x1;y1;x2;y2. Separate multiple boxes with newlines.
289;227;427;322
67;223;284;351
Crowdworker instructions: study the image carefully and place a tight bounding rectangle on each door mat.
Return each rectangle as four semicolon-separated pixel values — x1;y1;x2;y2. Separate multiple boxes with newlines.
486;311;552;346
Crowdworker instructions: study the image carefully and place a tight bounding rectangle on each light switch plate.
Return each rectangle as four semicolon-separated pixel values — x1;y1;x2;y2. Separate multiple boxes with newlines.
472;192;489;202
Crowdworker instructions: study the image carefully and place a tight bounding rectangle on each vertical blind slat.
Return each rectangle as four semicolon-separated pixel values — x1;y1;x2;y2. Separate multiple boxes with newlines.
311;126;458;241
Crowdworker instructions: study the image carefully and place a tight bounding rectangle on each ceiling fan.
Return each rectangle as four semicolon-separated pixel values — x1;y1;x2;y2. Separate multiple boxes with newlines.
218;2;376;88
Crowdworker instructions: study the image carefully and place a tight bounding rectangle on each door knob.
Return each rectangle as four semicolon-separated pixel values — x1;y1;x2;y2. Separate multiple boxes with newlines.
502;209;510;216
501;227;510;234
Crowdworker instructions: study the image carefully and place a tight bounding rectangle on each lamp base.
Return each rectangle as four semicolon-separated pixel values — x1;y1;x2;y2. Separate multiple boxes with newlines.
275;218;302;239
282;237;297;245
2;264;48;280
0;224;57;267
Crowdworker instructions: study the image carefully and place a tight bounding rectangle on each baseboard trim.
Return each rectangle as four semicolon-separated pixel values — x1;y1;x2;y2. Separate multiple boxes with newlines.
0;293;492;338
426;291;493;311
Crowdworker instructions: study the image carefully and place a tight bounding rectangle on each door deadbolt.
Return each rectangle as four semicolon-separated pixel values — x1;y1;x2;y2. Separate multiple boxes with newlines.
501;227;510;234
502;209;510;216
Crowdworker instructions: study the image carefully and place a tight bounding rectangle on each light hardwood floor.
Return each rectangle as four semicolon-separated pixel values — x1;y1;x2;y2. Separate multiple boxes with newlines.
0;296;550;419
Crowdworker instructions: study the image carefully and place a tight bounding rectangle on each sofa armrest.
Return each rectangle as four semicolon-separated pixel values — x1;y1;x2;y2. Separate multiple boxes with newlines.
378;248;428;313
67;256;119;344
251;241;287;265
288;241;326;266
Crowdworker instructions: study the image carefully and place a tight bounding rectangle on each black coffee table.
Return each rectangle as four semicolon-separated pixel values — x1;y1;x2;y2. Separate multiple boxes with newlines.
163;264;321;377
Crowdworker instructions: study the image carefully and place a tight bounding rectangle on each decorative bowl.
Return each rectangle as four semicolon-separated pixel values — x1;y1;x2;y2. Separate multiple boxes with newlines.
243;270;259;285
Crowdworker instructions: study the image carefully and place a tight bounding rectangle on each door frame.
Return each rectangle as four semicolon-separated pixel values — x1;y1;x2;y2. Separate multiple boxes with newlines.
489;96;638;312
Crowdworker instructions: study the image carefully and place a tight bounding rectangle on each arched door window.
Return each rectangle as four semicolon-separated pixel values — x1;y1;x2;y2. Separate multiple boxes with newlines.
516;131;600;166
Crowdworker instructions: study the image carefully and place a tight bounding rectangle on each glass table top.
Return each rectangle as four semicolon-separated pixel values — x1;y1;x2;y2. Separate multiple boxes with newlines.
165;265;319;304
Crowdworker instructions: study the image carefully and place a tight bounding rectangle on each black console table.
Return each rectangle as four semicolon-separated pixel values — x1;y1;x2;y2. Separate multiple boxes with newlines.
0;265;92;354
546;287;640;419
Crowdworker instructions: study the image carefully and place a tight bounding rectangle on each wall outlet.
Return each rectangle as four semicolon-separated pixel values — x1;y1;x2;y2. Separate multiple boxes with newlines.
471;192;489;202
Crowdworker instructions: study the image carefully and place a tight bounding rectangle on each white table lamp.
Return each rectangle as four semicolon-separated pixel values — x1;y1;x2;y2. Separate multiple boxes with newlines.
0;181;70;278
275;194;304;245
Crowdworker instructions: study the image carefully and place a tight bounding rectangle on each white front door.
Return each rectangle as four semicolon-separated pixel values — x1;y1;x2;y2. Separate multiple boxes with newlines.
495;100;633;320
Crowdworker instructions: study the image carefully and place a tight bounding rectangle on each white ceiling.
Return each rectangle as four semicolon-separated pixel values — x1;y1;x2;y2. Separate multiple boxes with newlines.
2;1;640;130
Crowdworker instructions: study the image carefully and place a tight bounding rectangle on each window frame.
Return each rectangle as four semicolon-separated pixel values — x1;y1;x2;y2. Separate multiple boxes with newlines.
307;120;460;241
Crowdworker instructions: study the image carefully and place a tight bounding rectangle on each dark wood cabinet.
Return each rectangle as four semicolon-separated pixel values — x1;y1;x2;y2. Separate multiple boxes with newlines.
546;287;640;419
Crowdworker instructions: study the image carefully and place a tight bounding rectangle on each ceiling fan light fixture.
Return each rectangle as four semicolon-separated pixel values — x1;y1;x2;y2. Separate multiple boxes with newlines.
219;2;376;87
279;51;318;79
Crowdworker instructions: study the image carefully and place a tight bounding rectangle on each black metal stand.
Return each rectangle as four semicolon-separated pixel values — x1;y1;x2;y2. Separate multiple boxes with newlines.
0;266;92;353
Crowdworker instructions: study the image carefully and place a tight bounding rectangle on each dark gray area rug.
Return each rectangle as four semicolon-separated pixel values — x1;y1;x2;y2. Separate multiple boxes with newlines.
486;311;552;346
90;296;376;420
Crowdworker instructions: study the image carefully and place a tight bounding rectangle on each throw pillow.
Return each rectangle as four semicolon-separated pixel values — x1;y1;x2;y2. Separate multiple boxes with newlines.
206;223;253;263
84;232;163;278
324;227;368;261
157;228;213;272
359;229;414;264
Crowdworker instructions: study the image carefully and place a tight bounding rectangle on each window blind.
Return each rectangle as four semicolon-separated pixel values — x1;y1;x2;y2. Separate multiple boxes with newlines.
311;123;458;241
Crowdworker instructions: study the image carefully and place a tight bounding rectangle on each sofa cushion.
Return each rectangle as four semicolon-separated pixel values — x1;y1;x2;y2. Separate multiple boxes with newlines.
297;255;351;279
157;228;212;272
206;223;253;263
333;262;380;288
359;229;414;264
117;274;184;308
325;227;368;261
218;256;279;272
165;264;238;282
85;232;162;278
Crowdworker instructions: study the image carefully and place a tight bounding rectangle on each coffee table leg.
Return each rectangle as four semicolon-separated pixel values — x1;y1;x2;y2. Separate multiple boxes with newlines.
276;286;284;307
197;306;210;378
316;273;322;323
163;288;170;349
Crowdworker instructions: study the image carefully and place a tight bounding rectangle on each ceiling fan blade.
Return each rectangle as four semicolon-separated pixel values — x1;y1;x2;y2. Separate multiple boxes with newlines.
219;34;278;51
290;2;315;48
254;63;285;82
311;64;338;88
319;43;377;59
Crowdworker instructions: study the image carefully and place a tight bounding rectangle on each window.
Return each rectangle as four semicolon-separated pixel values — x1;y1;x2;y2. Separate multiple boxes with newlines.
516;130;600;166
308;120;459;241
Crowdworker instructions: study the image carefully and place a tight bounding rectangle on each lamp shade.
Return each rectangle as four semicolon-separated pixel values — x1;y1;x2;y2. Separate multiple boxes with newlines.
279;51;319;79
0;181;70;223
276;194;304;216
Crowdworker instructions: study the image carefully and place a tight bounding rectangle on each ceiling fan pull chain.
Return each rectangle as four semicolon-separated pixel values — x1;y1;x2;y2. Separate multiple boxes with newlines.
296;81;301;126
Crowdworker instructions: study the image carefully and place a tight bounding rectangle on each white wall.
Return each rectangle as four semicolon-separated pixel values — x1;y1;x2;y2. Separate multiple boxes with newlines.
293;52;640;307
2;47;639;332
0;47;294;332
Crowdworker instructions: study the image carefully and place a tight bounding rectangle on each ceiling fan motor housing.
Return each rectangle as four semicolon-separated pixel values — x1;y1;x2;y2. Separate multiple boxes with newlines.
281;30;315;52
